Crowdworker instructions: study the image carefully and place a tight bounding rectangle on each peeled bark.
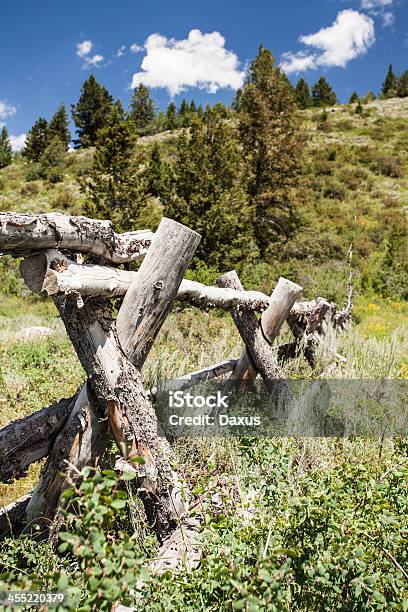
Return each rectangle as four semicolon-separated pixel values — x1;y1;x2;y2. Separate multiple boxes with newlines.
0;396;73;483
24;218;200;540
0;212;153;264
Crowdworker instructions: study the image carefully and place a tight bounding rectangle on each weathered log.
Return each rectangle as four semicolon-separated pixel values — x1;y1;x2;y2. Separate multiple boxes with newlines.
0;396;74;483
25;384;108;527
116;218;201;367
0;495;31;538
0;212;153;264
218;273;302;390
20;251;272;310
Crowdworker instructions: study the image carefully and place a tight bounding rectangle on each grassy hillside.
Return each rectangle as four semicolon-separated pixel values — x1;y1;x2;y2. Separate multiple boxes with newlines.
0;99;407;610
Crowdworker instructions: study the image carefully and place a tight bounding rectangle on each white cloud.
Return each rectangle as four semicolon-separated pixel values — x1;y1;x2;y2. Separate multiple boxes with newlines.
381;11;395;26
9;133;26;151
361;0;394;28
281;10;375;74
76;40;104;68
0;100;17;120
76;40;93;57
130;43;144;53
131;29;245;96
361;0;392;9
116;45;126;57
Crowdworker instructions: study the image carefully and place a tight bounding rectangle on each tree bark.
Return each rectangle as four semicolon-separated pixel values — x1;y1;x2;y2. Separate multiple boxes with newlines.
25;384;108;527
0;212;153;264
0;396;74;483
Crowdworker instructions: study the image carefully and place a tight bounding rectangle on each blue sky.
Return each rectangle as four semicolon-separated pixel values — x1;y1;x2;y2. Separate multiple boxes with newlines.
0;0;406;148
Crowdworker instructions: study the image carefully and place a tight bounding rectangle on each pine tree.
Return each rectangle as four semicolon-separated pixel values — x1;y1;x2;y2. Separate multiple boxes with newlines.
40;136;67;182
48;103;70;150
71;75;113;147
231;88;243;111
396;70;408;98
381;64;397;98
363;91;376;103
164;110;258;268
189;100;197;113
0;126;13;168
129;84;156;134
312;77;337;107
145;144;164;198
165;102;177;130
238;46;304;253
295;78;312;109
355;100;363;115
23;117;49;162
349;91;359;104
80;101;146;232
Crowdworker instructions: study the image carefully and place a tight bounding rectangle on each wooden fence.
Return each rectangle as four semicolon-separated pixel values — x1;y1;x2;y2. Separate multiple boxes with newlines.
0;211;351;573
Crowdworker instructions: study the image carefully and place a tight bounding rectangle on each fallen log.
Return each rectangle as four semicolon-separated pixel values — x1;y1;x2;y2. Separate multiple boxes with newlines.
0;212;153;264
0;396;74;483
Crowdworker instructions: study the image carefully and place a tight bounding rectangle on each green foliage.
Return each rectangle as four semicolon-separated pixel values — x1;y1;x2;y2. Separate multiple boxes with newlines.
81;101;147;232
165;102;177;130
349;91;360;104
396;70;408;98
129;84;156;134
23;117;48;162
48;103;70;150
164;109;258;268
381;64;397;99
363;91;377;103
312;76;337;107
0;126;13;168
39;136;67;182
238;46;303;253
71;75;113;147
295;78;312;109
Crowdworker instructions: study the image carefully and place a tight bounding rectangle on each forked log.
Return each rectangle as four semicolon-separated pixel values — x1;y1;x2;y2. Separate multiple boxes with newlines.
0;212;153;264
0;396;74;483
218;273;302;391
